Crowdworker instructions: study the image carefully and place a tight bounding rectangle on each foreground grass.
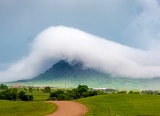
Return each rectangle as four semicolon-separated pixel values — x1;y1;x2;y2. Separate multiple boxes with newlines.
77;94;160;116
0;100;56;116
2;87;160;116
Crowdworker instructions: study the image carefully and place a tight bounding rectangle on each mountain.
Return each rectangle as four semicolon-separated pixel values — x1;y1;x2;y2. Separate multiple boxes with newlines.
6;60;160;90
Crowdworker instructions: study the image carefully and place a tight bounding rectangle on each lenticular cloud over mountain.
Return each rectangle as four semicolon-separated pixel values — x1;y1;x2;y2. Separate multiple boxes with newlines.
0;26;160;82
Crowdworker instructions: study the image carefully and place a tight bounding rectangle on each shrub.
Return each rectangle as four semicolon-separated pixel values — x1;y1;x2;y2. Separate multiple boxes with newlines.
118;91;127;94
18;91;34;101
89;90;98;96
0;84;8;90
129;91;140;94
49;85;102;101
82;92;89;97
28;87;33;93
43;86;51;93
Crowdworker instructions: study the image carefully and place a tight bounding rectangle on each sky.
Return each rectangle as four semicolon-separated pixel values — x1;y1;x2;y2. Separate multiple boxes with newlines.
0;0;160;82
0;0;138;63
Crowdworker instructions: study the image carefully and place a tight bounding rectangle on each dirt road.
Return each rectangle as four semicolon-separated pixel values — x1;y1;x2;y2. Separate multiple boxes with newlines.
46;101;88;116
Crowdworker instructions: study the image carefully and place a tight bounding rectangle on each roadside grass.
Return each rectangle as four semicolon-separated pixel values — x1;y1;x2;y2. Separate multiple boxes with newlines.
0;100;56;116
77;94;160;116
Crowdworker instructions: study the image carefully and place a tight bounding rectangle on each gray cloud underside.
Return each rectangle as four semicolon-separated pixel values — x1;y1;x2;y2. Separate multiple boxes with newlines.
0;26;160;82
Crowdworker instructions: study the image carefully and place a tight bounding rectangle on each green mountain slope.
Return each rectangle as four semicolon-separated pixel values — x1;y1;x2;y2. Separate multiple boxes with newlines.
5;60;160;90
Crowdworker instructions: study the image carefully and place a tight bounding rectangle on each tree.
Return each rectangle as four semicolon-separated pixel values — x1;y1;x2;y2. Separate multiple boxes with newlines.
12;88;18;93
28;87;33;93
0;84;8;90
0;89;34;101
24;88;27;92
28;95;34;101
43;86;51;93
18;91;34;101
89;90;98;96
48;85;101;101
76;85;89;96
82;92;89;97
11;88;18;100
0;88;18;100
19;91;26;100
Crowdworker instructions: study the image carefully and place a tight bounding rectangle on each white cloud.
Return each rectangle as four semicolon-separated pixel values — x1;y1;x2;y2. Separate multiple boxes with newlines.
124;0;160;49
0;26;160;82
1;0;160;82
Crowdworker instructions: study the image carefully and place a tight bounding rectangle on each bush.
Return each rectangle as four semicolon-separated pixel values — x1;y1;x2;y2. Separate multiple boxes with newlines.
129;91;140;94
82;92;89;97
89;90;98;96
0;84;8;90
28;95;34;101
0;86;34;101
28;87;33;93
43;86;51;93
49;85;102;101
19;91;34;101
118;91;127;94
76;85;89;96
0;88;18;100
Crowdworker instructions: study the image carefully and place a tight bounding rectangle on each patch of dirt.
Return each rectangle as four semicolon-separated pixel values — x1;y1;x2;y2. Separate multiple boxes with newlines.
46;101;88;116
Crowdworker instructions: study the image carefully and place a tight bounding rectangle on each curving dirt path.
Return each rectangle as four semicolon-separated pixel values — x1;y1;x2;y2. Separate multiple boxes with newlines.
46;101;88;116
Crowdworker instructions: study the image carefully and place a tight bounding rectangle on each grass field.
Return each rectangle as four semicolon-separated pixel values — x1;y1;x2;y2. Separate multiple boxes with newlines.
27;91;50;101
0;100;56;116
0;88;55;116
77;94;160;116
1;87;160;116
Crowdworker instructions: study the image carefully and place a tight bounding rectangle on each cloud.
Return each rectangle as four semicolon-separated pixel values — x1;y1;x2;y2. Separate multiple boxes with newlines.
124;0;160;49
1;0;160;82
0;26;160;82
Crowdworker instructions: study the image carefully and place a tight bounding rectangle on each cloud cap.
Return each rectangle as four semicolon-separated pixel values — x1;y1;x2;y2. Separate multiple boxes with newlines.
0;26;160;82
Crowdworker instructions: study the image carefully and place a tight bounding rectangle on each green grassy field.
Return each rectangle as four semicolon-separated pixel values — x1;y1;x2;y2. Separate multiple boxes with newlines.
1;87;160;116
77;94;160;116
0;89;55;116
27;91;50;101
0;100;56;116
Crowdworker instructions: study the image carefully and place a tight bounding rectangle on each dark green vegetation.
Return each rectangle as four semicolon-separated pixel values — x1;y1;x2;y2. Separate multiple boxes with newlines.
49;85;100;100
0;84;8;90
19;91;34;101
0;100;56;116
0;88;33;101
77;94;160;116
43;86;51;93
6;60;160;90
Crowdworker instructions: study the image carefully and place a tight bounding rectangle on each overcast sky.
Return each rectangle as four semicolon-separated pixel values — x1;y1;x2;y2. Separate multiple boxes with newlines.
1;0;160;82
0;0;142;63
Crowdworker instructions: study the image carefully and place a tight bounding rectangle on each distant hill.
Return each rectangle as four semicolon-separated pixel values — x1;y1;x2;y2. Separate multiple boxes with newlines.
5;60;160;90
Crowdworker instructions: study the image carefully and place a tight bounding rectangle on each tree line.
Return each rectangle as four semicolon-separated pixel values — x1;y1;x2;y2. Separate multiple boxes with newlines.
0;84;33;101
0;84;8;90
48;85;102;100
